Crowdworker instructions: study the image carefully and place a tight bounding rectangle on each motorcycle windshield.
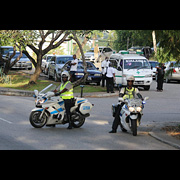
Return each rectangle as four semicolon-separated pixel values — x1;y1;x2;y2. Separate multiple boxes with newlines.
128;98;142;107
39;84;57;95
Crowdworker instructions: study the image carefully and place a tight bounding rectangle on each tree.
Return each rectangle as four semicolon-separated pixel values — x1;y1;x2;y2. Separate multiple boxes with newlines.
158;30;180;63
0;30;29;74
20;30;71;84
113;30;153;52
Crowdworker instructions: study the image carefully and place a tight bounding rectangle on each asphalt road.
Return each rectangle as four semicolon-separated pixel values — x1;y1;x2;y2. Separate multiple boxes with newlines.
0;81;179;150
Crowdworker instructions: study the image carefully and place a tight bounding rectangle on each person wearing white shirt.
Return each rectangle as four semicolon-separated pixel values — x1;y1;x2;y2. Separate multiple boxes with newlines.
70;54;78;82
101;57;110;87
106;62;115;93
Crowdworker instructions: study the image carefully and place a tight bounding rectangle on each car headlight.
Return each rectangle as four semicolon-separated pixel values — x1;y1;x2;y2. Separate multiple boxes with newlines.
94;74;101;76
129;107;135;112
75;73;84;76
136;107;142;112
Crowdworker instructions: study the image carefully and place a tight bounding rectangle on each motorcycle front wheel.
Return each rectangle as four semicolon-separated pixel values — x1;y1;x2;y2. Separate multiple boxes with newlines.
29;111;47;128
131;119;137;136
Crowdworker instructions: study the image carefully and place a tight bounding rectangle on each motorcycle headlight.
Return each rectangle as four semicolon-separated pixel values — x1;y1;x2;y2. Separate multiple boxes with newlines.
39;99;45;104
136;107;142;112
36;98;46;105
129;107;135;112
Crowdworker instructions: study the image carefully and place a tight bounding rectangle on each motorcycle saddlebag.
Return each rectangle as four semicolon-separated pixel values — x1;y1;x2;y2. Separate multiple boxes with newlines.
112;104;119;117
79;102;93;115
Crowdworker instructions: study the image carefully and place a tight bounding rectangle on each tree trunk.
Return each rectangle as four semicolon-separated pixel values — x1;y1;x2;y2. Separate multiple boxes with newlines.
72;32;88;88
76;34;89;58
28;54;42;84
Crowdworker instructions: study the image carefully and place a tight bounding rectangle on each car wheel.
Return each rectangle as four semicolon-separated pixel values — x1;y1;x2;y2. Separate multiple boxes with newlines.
54;72;60;82
165;77;170;83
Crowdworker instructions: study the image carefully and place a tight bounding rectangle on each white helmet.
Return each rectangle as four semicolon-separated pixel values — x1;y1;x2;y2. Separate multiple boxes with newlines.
61;71;70;81
126;75;135;82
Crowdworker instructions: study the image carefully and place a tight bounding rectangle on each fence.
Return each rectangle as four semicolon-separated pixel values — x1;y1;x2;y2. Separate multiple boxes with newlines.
0;67;12;84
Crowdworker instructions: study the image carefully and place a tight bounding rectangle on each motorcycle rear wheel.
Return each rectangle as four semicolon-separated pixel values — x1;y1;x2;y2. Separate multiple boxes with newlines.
29;111;47;128
71;113;85;128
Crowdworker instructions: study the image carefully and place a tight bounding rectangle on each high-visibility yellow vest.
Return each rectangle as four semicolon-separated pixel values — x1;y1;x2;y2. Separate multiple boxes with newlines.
60;81;74;99
123;87;135;100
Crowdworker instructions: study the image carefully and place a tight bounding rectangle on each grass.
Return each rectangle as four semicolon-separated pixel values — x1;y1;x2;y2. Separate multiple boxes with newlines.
0;71;106;93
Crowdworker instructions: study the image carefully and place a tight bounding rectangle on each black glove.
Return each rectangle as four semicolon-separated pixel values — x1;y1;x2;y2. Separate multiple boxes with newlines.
54;92;61;96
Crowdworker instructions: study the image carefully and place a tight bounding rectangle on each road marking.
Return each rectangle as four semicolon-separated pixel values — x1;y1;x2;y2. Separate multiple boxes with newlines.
0;117;13;124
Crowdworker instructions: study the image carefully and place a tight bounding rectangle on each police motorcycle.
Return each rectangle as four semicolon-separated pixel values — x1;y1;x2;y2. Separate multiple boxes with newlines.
112;86;149;136
29;84;93;128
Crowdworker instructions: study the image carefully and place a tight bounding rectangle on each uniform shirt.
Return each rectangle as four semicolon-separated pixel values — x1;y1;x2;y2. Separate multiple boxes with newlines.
106;67;115;78
101;60;110;75
70;59;78;71
56;81;72;91
60;81;73;91
120;87;140;99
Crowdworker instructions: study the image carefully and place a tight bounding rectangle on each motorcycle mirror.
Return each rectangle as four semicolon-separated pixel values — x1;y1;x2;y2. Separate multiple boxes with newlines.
34;90;39;97
118;97;124;102
144;97;149;101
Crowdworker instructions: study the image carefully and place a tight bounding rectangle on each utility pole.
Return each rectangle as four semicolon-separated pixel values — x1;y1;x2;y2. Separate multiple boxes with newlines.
152;31;157;56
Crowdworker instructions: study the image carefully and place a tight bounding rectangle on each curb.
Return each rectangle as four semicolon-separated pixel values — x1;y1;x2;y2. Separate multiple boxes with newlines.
0;87;119;98
148;122;180;150
0;88;34;97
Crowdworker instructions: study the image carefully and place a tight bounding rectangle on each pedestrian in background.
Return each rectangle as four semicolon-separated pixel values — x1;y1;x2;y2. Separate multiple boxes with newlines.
70;54;78;82
106;62;115;93
156;63;166;92
101;57;110;87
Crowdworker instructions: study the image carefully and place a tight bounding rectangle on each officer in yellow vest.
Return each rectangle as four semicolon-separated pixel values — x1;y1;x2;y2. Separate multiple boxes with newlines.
55;71;74;129
109;75;144;133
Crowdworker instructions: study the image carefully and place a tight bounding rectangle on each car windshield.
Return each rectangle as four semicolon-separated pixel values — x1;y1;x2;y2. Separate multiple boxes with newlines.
149;61;159;68
0;47;14;55
56;57;73;64
9;52;28;58
124;59;151;69
169;62;180;68
78;62;97;70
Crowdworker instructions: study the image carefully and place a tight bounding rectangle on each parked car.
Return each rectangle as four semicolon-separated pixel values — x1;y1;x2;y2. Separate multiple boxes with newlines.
61;60;102;85
148;60;159;80
48;55;74;81
41;54;54;75
0;46;14;67
0;46;14;57
84;46;113;63
9;51;32;70
164;61;180;83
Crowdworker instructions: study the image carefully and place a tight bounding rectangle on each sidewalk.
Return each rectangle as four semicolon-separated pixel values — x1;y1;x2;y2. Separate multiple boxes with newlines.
0;86;119;98
149;122;180;149
0;86;180;149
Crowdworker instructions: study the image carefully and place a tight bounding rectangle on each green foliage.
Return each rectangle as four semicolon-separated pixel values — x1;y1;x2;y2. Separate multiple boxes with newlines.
158;30;180;63
113;30;153;51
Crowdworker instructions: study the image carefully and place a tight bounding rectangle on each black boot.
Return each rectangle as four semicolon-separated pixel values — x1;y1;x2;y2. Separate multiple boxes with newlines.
67;115;73;129
109;129;117;133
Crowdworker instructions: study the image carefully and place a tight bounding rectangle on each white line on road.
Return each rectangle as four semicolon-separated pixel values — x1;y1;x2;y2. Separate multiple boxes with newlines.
0;117;13;124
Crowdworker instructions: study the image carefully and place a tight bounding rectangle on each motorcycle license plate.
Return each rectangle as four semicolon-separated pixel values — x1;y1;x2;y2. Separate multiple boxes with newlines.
135;81;144;85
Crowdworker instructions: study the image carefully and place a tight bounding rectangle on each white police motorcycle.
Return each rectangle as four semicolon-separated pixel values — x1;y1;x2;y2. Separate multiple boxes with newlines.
29;84;93;128
112;96;149;136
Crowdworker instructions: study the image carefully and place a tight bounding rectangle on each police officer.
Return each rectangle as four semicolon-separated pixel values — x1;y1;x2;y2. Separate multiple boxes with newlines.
109;75;144;133
55;71;74;129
